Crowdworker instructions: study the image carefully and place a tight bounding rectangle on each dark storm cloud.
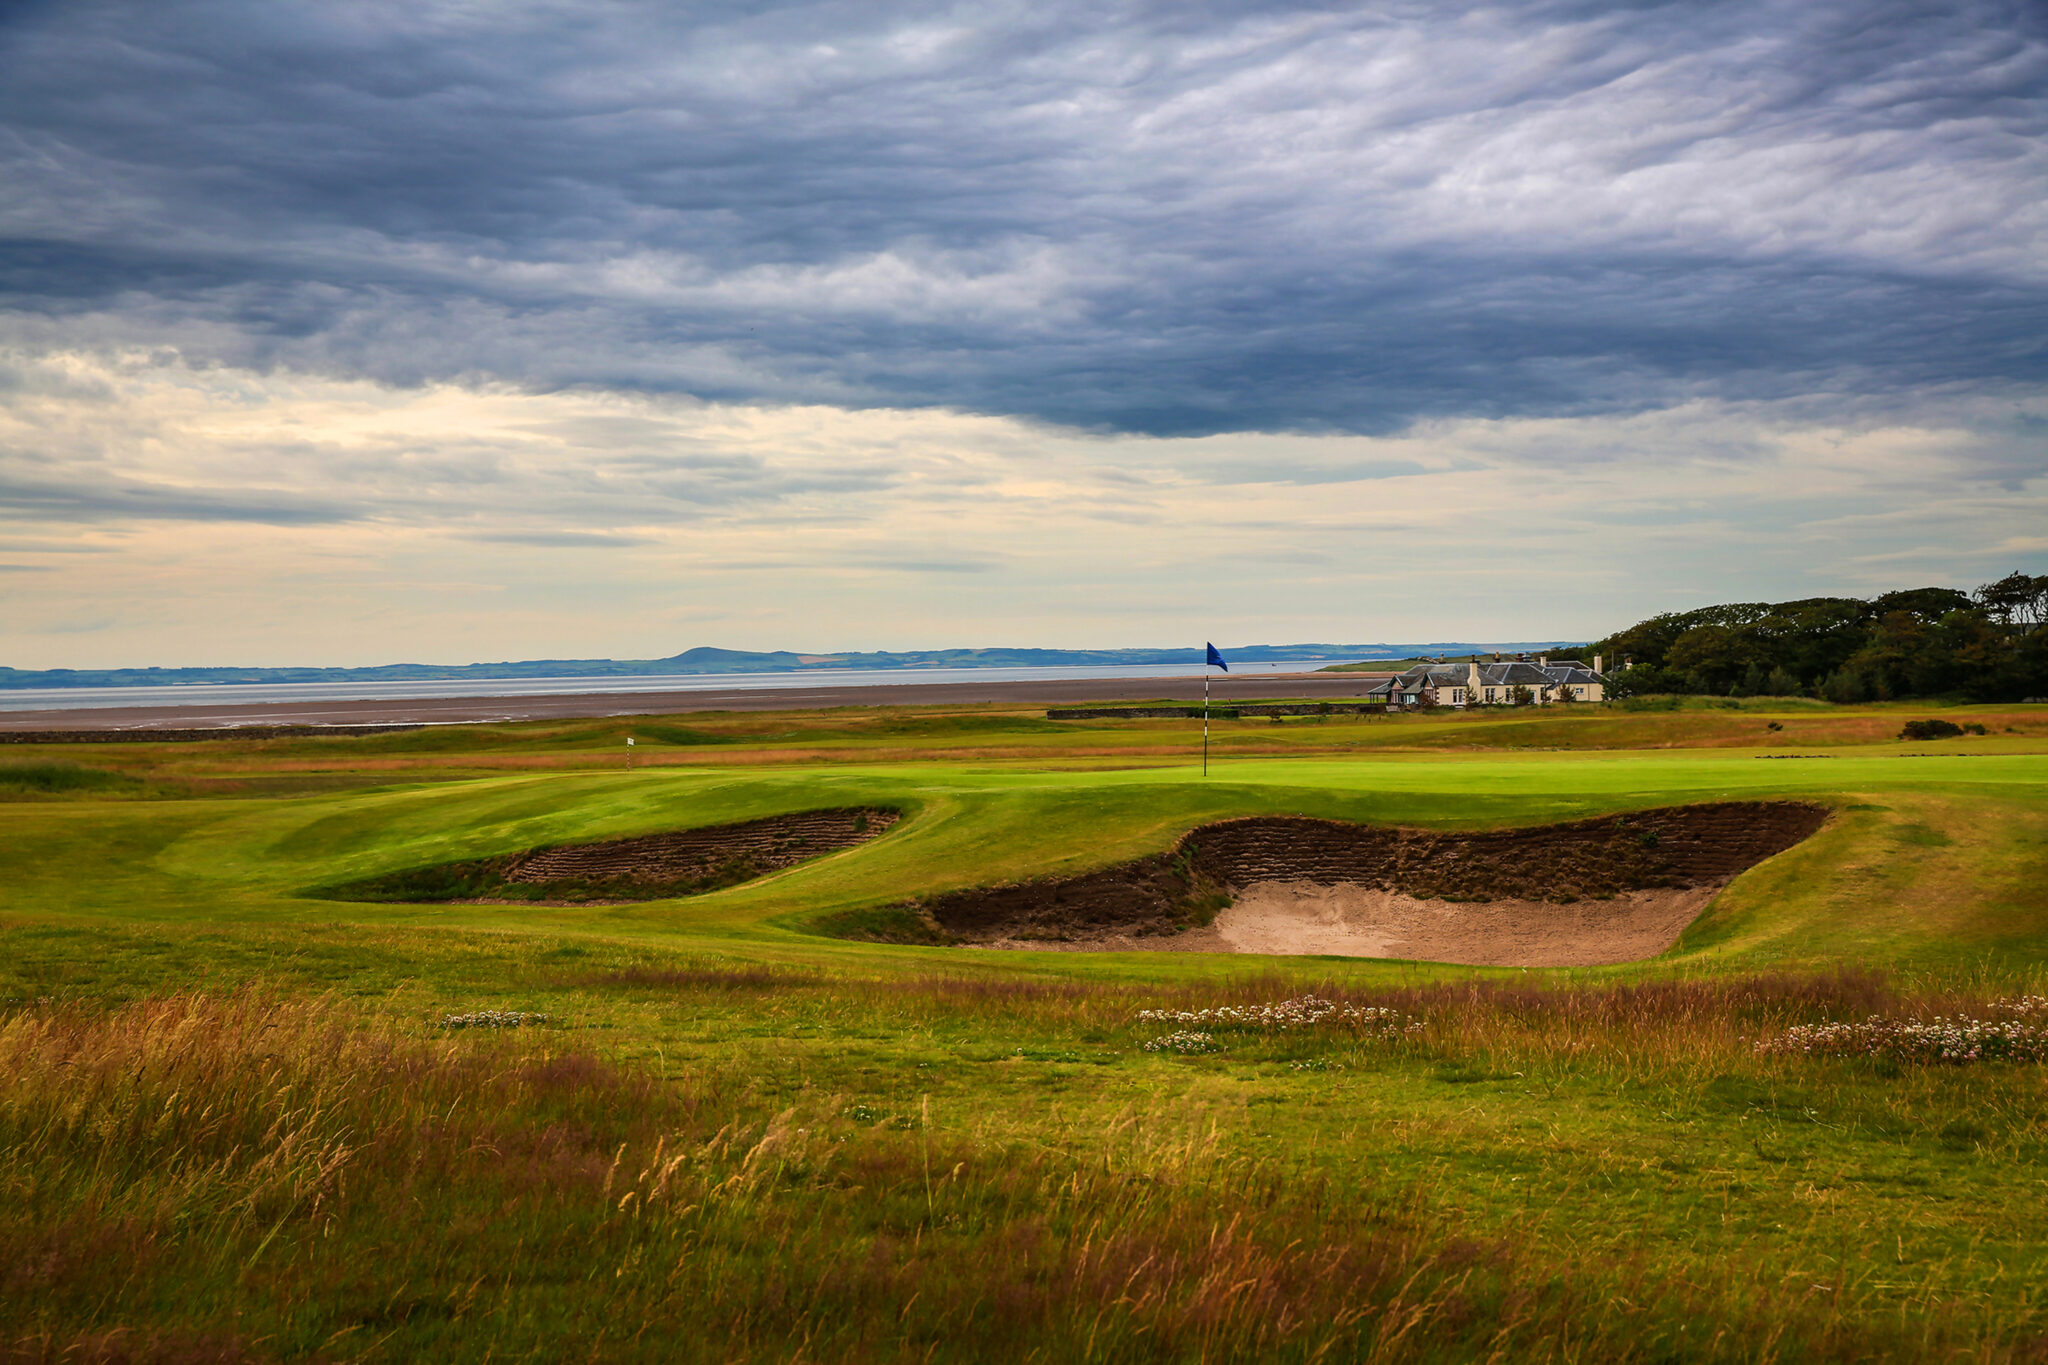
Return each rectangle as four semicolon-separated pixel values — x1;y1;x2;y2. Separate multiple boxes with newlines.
0;0;2043;435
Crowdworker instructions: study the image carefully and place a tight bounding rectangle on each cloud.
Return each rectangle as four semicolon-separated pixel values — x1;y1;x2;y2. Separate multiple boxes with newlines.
0;473;360;525
0;0;2041;434
0;4;2042;668
849;558;1002;575
461;530;654;548
0;351;2040;667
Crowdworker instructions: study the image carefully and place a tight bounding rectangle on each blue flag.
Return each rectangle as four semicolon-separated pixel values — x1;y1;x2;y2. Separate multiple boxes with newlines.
1206;642;1228;671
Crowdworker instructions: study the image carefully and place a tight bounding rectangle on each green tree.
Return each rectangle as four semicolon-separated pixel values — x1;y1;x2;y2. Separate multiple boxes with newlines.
1665;625;1761;694
1976;572;2048;629
1821;668;1870;704
1846;611;1938;699
1747;597;1873;685
1604;663;1684;699
1591;578;2039;702
1874;586;1972;621
1589;603;1769;672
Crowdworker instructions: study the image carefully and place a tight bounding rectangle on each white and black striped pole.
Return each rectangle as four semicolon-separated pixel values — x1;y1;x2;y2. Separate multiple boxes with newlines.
626;735;635;771
1202;642;1226;777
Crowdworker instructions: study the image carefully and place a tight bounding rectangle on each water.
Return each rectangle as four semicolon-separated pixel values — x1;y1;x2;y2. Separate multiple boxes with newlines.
0;658;1371;712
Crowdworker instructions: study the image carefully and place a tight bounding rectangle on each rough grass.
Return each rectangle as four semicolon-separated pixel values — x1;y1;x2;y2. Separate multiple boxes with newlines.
8;698;2042;785
6;981;2045;1363
0;760;131;797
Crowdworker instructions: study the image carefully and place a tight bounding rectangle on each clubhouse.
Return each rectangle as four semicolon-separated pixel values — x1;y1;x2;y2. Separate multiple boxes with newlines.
1367;655;1608;709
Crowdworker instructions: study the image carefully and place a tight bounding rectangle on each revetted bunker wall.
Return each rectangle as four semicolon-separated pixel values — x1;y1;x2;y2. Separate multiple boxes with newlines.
323;807;901;904
903;801;1828;943
501;808;897;885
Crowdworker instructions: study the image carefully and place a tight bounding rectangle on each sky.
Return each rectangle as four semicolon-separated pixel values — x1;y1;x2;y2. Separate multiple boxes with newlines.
1;0;2044;668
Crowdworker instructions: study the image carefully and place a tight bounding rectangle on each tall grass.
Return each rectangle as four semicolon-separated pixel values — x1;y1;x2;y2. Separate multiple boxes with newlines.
5;986;2037;1361
0;761;129;796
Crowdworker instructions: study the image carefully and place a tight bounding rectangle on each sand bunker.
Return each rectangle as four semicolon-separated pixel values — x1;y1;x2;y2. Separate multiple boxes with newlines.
322;807;900;905
976;884;1724;967
915;801;1827;966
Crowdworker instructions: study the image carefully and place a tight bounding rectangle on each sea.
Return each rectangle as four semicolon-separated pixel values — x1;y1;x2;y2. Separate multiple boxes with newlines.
0;658;1372;712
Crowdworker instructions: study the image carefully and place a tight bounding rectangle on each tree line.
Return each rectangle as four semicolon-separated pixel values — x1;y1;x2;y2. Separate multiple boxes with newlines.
1589;572;2048;703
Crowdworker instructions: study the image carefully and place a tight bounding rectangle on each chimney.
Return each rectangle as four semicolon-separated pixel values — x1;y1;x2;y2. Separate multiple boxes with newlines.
1539;654;1548;669
1517;652;1527;663
1593;654;1603;675
1467;658;1482;690
1493;652;1501;663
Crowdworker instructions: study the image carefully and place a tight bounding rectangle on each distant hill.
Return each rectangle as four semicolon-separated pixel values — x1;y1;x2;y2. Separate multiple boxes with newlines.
0;641;1586;690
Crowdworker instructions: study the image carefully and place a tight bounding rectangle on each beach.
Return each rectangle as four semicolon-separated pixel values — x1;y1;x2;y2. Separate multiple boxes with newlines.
0;670;1393;732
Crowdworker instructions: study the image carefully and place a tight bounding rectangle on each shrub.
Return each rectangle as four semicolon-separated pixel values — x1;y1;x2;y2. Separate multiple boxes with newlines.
1899;718;1970;741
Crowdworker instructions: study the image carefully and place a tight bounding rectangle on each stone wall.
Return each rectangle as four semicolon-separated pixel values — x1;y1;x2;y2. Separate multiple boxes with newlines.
1046;703;1384;720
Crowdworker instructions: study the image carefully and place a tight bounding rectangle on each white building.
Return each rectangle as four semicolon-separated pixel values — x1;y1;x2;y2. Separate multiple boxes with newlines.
1368;655;1607;708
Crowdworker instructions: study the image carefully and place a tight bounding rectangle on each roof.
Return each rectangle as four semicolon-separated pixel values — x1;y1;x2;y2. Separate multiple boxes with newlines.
1395;664;1471;685
1390;659;1605;694
1473;662;1554;686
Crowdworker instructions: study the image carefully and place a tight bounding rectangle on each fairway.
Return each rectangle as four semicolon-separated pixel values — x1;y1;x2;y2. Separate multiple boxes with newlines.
4;702;2048;1361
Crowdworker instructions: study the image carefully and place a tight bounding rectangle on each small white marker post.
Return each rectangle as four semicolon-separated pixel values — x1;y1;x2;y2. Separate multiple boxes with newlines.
626;736;635;771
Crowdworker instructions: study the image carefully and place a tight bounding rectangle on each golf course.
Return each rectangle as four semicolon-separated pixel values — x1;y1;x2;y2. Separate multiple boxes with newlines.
4;697;2047;1361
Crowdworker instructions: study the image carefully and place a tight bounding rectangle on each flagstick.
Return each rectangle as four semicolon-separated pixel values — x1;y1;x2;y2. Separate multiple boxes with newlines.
1203;667;1210;778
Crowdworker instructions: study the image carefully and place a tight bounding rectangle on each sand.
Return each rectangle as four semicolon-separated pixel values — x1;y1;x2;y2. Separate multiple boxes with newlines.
972;880;1723;966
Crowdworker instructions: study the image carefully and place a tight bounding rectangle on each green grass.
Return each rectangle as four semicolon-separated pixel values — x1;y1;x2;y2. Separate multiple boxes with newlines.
0;758;134;796
2;700;2047;1360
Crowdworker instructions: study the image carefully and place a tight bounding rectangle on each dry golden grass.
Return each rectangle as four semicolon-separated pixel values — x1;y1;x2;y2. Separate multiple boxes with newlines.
7;979;2045;1362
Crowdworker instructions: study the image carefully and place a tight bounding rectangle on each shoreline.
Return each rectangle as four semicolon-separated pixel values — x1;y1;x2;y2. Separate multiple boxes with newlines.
0;670;1394;732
